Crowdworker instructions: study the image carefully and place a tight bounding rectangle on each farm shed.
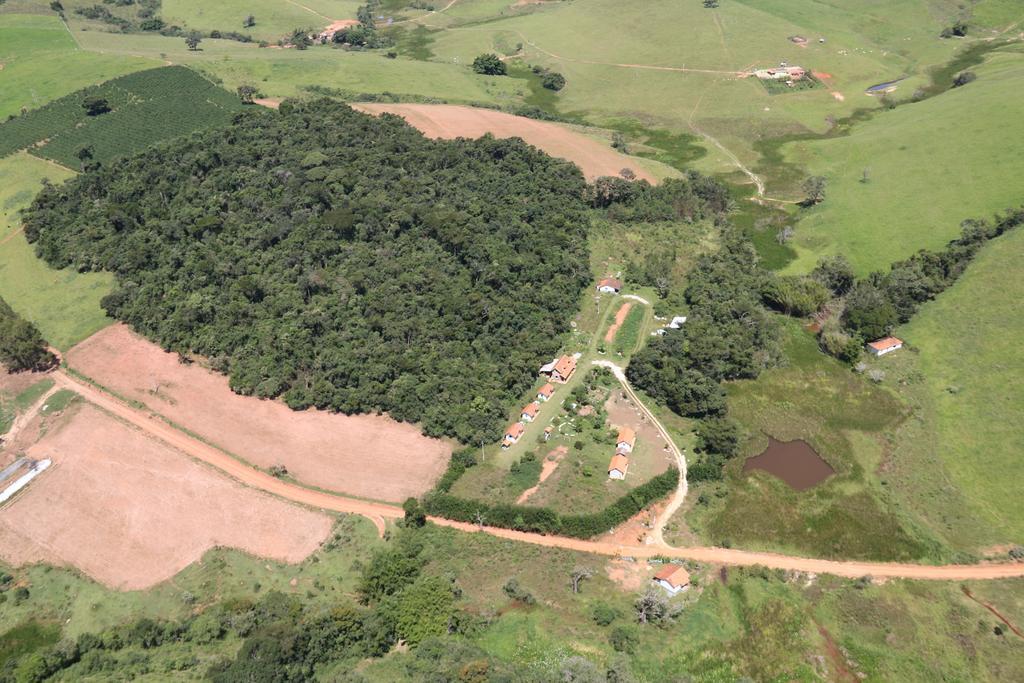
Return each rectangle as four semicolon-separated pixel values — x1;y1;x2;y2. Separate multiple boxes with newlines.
866;337;903;356
653;564;690;595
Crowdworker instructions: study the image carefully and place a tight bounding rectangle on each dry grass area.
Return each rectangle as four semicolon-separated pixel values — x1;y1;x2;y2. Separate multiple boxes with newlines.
0;402;332;590
66;325;452;502
353;103;659;182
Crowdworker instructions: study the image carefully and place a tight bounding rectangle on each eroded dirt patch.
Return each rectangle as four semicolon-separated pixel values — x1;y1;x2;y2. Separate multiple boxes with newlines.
353;103;659;183
66;325;452;502
604;302;632;344
0;403;332;590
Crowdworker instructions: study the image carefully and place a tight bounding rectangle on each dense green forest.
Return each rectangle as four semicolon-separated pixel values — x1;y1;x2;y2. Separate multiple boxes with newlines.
0;297;56;373
22;100;591;443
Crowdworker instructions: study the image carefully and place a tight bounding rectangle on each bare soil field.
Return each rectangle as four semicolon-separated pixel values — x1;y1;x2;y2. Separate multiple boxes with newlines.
66;325;452;502
0;402;332;590
352;103;659;183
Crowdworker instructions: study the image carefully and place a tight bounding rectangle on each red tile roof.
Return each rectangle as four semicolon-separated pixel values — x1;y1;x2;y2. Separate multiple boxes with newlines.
505;423;525;439
608;453;629;474
538;383;555;398
554;355;576;378
616;427;636;446
653;564;690;588
598;277;623;291
522;402;540;418
868;337;903;351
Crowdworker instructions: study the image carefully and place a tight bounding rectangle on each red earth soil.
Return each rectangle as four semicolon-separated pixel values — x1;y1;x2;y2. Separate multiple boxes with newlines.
352;103;659;183
515;445;568;504
0;403;332;590
65;325;452;502
604;302;633;343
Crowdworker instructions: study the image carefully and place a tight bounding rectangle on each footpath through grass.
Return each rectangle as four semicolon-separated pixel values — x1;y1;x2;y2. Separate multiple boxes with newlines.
0;14;158;119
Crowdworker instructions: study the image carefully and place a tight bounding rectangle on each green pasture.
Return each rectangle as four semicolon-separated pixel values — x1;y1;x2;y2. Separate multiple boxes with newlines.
782;44;1024;275
679;318;944;562
64;29;525;104
423;0;967;171
0;153;113;351
161;0;362;42
0;14;158;119
885;226;1024;549
0;377;56;434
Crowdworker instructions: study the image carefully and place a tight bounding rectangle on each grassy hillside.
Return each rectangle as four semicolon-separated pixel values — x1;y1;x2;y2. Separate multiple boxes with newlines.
781;43;1024;275
0;153;113;350
889;226;1024;548
0;14;158;119
161;0;362;42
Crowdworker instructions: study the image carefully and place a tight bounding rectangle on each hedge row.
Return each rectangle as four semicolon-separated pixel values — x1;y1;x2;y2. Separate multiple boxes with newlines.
424;466;679;539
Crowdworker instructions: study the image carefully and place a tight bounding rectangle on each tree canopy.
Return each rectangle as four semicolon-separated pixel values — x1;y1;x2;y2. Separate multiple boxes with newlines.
22;100;591;443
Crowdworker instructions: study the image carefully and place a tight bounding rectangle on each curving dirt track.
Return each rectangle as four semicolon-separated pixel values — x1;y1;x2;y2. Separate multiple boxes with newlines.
50;368;1024;582
604;302;633;343
353;103;659;183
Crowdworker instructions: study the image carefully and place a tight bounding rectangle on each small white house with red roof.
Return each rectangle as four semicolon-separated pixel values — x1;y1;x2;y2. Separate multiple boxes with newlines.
653;564;690;595
521;402;541;423
537;383;555;402
503;422;525;448
866;337;903;357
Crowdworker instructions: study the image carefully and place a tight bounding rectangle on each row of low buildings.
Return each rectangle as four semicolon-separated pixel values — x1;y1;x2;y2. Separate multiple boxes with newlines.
502;355;580;449
607;427;636;479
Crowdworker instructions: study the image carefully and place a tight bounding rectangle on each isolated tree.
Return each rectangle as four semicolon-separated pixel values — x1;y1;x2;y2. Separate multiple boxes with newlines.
703;0;720;7
243;14;256;28
541;71;566;91
81;96;110;116
801;175;827;205
185;31;202;50
570;566;594;594
75;144;94;162
49;1;64;14
236;84;259;104
472;53;507;76
609;625;639;654
619;168;636;181
634;589;672;624
611;132;628;152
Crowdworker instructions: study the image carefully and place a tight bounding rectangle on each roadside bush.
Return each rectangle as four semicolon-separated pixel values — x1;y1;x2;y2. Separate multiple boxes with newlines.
0;297;57;372
609;625;639;654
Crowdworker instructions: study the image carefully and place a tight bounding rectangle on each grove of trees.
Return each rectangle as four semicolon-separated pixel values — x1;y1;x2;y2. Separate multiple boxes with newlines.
22;99;591;444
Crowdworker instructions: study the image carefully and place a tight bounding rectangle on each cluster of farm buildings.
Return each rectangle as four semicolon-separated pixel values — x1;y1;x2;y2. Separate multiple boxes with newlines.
502;355;577;449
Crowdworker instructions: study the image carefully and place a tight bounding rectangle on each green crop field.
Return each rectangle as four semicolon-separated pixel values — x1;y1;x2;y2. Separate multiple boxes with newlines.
781;43;1024;275
0;153;113;350
0;65;244;168
0;14;158;119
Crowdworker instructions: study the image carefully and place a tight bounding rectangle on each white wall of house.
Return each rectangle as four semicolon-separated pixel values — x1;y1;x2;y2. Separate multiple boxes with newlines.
608;469;626;480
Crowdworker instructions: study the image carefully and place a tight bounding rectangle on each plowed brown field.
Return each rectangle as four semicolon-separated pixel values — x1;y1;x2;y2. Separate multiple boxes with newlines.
353;103;660;183
66;325;451;502
0;403;332;590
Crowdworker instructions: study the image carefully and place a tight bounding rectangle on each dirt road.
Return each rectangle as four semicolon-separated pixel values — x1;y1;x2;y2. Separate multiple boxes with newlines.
49;370;1024;582
591;360;687;547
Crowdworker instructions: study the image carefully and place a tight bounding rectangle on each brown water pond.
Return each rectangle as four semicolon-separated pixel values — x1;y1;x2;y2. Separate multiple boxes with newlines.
742;436;834;491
